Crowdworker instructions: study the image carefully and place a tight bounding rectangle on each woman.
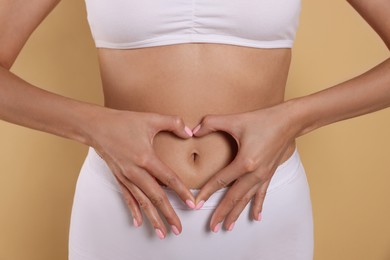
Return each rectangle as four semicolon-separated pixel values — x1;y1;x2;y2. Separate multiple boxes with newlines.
1;0;389;259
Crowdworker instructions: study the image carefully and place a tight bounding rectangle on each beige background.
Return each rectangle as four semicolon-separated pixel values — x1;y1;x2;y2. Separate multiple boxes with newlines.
1;0;389;259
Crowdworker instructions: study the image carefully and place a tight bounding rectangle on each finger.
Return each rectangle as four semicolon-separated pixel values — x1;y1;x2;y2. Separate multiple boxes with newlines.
192;114;240;138
223;182;262;231
124;181;169;239
252;179;271;221
115;177;143;227
97;151;182;235
144;153;196;209
152;114;193;138
121;166;184;236
209;173;261;232
104;156;144;227
195;153;246;207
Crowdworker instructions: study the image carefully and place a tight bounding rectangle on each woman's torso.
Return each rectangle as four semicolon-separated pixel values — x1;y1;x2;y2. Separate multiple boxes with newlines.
97;43;296;189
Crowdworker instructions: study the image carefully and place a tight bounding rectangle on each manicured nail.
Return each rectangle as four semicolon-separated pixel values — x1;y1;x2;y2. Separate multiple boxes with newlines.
184;126;193;137
171;225;180;236
213;222;222;233
257;212;262;221
155;229;165;239
195;200;205;210
133;218;139;227
186;200;196;209
228;222;235;231
192;124;201;135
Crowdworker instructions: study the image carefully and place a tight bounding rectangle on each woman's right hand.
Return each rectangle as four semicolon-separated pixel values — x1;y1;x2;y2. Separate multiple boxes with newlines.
87;107;196;239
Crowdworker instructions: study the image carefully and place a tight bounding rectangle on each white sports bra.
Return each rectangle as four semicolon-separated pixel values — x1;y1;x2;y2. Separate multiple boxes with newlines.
84;0;301;49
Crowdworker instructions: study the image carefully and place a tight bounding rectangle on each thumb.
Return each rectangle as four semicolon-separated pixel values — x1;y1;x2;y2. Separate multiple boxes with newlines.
153;114;193;139
192;114;238;138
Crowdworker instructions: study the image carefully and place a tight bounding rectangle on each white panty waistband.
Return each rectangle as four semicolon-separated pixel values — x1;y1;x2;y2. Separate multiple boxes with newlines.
83;146;303;209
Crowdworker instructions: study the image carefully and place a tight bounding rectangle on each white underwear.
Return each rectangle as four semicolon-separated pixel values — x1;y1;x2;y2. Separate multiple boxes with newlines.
68;146;314;260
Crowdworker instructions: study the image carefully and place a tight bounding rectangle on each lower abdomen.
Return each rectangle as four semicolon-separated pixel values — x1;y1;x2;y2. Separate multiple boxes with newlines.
98;44;292;188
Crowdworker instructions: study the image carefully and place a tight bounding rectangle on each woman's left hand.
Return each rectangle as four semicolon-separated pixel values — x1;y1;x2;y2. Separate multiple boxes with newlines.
192;101;301;232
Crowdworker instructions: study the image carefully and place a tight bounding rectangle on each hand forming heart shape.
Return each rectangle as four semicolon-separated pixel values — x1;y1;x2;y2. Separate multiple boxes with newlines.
186;103;298;232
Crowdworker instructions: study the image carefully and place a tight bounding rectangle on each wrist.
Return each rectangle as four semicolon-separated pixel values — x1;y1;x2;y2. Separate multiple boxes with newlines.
73;103;119;147
278;97;314;139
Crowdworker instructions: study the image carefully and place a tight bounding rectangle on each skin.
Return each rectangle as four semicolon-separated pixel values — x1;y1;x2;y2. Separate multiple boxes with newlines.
0;0;389;241
98;44;295;188
193;0;390;232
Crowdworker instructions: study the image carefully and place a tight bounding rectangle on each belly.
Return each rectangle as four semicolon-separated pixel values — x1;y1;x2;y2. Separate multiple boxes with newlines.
97;43;293;188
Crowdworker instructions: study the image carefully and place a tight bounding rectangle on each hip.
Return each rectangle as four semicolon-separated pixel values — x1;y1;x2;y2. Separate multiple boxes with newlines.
69;145;314;260
82;142;300;198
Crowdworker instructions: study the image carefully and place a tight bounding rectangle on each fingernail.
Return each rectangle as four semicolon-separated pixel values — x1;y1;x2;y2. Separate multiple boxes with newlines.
133;218;139;227
186;200;196;209
171;225;180;236
155;229;165;239
213;222;222;233
257;212;262;221
228;222;235;231
184;126;193;137
192;124;201;135
195;200;205;210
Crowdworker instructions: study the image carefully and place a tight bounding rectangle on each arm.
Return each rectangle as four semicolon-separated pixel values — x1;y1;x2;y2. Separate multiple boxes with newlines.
192;0;390;232
0;0;196;238
0;0;91;143
293;0;390;137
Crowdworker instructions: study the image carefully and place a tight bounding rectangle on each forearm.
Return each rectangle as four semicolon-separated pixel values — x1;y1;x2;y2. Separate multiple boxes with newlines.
0;65;107;145
288;57;390;137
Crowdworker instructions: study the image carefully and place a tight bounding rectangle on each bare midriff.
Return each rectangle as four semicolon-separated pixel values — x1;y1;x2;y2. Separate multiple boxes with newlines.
97;43;296;189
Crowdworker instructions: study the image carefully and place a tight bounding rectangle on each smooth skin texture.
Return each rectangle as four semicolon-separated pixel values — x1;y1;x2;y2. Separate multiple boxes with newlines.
0;0;389;240
97;43;294;188
0;0;199;238
0;0;295;238
193;0;390;232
